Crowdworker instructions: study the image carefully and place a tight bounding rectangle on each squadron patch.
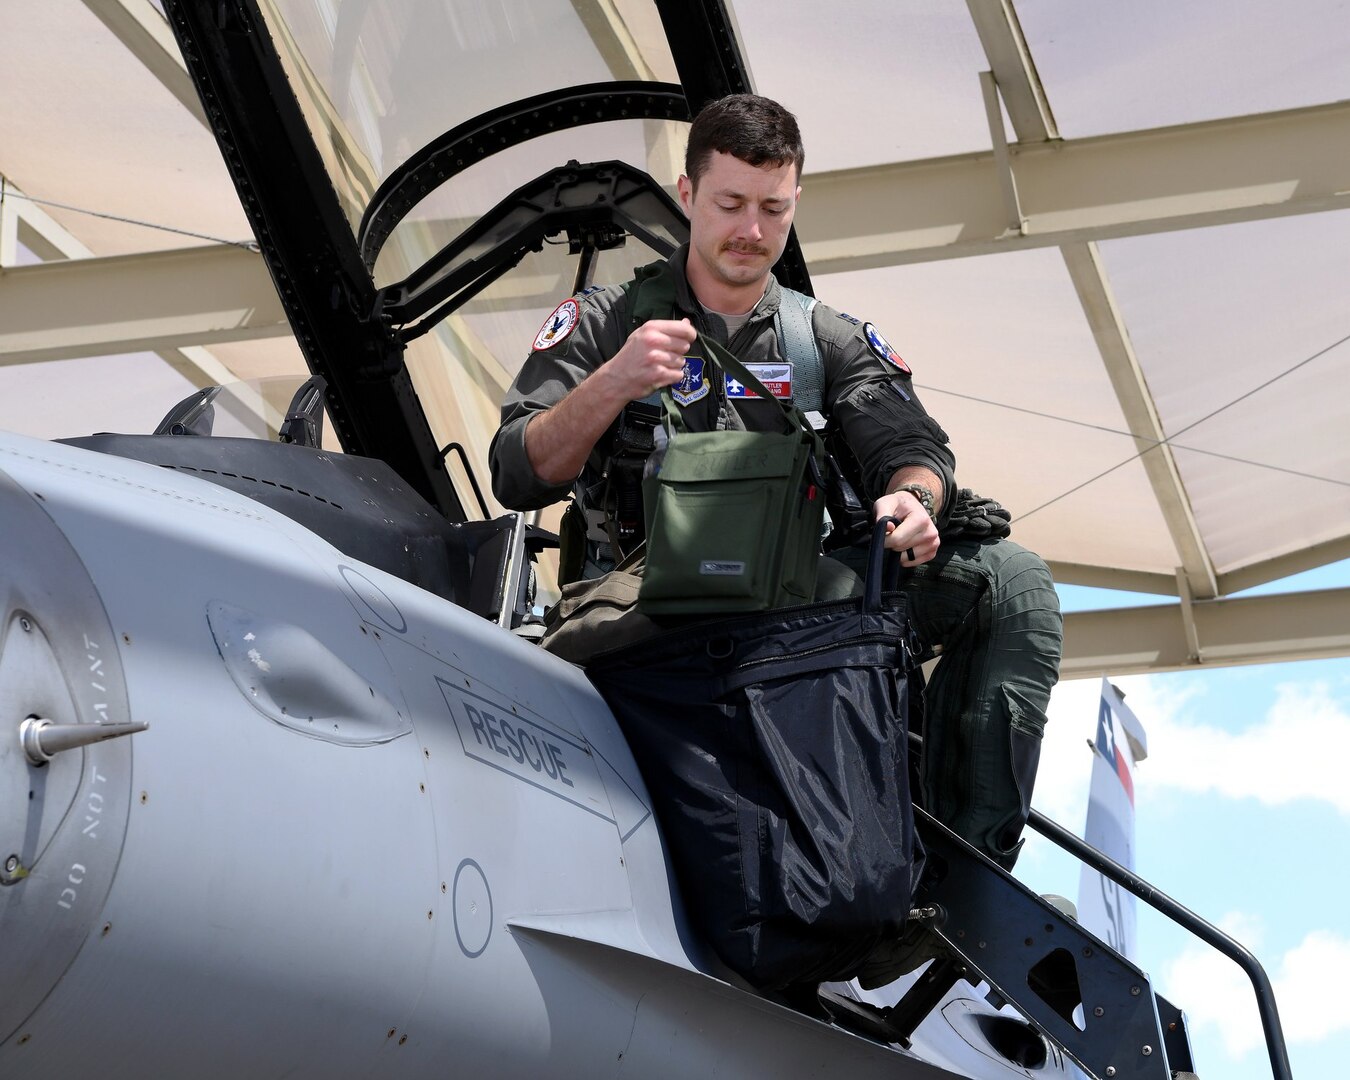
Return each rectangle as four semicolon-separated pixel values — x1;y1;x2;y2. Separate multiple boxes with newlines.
863;322;911;375
726;362;793;399
672;356;710;406
533;299;580;350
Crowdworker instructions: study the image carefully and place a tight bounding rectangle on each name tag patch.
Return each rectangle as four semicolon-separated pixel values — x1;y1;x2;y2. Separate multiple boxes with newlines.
726;362;793;399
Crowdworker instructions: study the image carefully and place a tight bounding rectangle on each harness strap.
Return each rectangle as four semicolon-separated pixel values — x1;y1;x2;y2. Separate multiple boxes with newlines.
575;265;829;576
628;264;825;413
775;287;823;413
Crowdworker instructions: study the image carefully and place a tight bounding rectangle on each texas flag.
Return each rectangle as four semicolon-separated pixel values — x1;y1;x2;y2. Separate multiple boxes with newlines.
1078;678;1149;959
1094;694;1135;805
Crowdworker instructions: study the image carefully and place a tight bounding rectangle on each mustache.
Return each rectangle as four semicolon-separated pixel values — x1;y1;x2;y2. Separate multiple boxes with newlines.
721;242;770;256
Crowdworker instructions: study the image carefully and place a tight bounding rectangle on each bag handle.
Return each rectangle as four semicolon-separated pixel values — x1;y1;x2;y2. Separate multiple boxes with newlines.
661;330;811;440
865;516;904;613
626;259;816;441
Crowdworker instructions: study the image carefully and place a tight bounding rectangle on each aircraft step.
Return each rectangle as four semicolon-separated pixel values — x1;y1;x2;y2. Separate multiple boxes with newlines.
896;808;1188;1080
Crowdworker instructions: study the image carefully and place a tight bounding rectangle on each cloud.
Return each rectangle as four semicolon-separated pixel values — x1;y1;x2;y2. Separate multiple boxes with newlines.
1030;673;1167;828
1159;913;1266;1060
1160;917;1350;1059
1275;931;1350;1043
1032;675;1350;824
1139;681;1350;815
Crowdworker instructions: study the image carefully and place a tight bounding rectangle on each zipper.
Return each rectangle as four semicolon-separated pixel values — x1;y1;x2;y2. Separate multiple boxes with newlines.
861;382;910;406
732;631;898;673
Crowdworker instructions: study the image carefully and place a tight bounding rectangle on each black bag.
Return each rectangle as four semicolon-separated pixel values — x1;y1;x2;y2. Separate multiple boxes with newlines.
586;521;922;990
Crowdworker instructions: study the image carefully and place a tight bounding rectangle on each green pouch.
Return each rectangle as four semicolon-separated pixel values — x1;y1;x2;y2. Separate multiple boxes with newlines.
638;335;825;615
556;498;587;587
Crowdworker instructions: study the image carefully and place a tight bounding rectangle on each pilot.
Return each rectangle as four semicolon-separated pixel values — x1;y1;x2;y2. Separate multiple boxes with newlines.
488;94;1062;872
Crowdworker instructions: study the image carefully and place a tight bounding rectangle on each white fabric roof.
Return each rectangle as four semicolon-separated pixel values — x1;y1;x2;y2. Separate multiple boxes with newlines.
1;0;1347;673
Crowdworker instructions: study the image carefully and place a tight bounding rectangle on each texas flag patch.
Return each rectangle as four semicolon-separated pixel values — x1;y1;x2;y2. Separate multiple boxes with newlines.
533;299;580;350
726;362;793;399
864;322;911;375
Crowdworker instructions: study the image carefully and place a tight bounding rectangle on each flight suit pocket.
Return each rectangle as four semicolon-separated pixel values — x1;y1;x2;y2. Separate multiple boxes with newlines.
835;379;951;498
987;683;1046;869
539;566;659;664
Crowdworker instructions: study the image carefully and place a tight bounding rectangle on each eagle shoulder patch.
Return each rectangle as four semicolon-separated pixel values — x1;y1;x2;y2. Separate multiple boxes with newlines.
534;299;580;350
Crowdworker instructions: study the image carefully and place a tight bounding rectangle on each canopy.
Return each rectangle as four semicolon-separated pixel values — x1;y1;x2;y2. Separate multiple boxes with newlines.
1;0;1346;675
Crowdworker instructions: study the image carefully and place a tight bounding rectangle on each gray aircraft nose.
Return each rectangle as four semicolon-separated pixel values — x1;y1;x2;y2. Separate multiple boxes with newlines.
0;464;138;1046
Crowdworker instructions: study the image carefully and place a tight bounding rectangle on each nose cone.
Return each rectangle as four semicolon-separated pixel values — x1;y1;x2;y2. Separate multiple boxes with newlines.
0;465;136;1046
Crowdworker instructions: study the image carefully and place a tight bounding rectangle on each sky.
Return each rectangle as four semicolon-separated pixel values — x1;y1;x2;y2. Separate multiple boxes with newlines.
1017;561;1350;1080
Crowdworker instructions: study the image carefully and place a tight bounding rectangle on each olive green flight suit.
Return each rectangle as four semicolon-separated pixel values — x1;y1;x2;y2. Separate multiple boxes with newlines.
489;247;1062;868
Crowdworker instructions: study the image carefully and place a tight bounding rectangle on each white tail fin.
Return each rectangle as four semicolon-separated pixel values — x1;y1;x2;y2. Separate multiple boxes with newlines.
1077;678;1148;960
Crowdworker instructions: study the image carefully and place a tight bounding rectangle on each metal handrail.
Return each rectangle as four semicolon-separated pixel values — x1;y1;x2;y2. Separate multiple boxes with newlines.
1027;808;1293;1080
438;442;491;520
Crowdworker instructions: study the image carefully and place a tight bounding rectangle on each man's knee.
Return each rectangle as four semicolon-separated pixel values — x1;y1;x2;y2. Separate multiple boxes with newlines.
988;542;1059;610
984;541;1064;676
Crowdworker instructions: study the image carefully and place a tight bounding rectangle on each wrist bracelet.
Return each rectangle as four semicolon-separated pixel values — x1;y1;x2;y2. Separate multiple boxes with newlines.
892;482;936;521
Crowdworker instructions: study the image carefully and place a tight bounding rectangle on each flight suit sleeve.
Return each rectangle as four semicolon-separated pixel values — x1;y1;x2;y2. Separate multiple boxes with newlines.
487;291;625;511
819;312;957;528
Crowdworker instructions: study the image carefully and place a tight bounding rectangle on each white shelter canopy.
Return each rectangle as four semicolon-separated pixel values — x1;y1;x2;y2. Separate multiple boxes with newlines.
1;0;1347;675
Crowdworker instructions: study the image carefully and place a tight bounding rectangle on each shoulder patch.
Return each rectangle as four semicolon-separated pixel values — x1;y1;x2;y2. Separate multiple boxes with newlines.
672;356;709;406
863;322;911;375
534;299;580;350
836;311;861;325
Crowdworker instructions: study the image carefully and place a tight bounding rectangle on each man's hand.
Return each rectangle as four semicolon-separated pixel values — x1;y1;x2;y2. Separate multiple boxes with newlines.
595;318;697;401
875;487;940;566
524;319;697;486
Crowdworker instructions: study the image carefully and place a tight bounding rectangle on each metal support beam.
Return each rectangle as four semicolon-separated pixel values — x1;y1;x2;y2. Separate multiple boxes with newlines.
796;101;1350;275
965;5;1220;601
965;0;1058;140
1060;587;1350;678
0;183;17;268
570;0;685;180
0;177;275;429
0;176;94;263
1175;568;1204;663
1062;242;1219;599
978;71;1026;236
81;0;207;126
571;0;658;81
1218;534;1350;596
1046;561;1177;596
0;245;288;365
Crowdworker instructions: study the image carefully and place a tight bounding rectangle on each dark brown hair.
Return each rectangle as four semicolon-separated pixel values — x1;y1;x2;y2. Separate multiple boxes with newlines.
684;94;804;189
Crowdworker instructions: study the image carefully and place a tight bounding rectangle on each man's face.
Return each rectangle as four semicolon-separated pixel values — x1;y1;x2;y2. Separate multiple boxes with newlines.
677;151;800;300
